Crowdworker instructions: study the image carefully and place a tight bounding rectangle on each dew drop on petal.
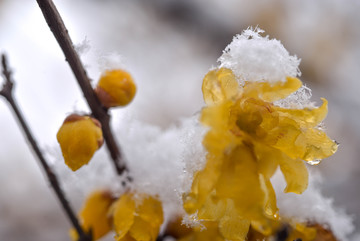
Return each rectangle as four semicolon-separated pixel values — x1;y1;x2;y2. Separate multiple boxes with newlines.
308;159;321;166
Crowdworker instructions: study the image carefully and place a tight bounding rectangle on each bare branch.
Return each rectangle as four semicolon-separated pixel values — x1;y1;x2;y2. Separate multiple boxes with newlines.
0;54;92;241
35;0;127;175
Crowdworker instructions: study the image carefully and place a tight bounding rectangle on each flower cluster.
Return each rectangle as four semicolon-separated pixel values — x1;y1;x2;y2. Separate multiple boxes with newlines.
182;67;337;239
71;191;164;241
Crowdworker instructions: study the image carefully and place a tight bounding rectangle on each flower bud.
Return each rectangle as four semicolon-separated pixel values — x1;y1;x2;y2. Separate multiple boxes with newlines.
56;114;103;171
95;69;136;108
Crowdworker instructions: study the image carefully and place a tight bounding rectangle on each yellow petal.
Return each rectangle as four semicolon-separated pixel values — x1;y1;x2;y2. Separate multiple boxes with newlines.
197;193;227;221
219;200;250;241
183;155;222;214
260;176;278;218
286;223;317;241
302;128;338;162
253;143;279;179
215;145;265;220
178;222;225;241
96;69;136;108
113;193;136;240
129;217;157;241
243;77;302;102
275;98;328;128
219;215;250;241
264;116;304;159
117;233;137;241
279;157;308;194
71;190;114;241
137;195;164;229
202;68;239;105
57;115;103;171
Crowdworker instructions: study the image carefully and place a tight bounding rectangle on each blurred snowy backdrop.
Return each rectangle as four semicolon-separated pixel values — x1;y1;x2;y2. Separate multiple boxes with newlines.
1;0;360;240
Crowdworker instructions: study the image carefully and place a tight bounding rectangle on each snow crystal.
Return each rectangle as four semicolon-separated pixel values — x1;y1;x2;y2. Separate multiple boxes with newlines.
218;27;301;84
74;37;91;55
97;52;127;72
274;85;315;109
116;114;206;224
272;170;355;241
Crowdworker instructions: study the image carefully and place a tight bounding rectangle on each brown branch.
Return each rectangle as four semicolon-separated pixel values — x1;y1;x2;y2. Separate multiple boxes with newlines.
0;54;92;241
35;0;127;175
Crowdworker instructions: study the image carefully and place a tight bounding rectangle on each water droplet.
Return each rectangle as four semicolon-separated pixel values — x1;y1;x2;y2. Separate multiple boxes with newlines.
308;159;321;165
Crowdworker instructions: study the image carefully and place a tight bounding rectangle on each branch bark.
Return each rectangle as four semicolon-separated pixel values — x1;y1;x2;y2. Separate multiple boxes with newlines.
0;54;92;241
35;0;127;175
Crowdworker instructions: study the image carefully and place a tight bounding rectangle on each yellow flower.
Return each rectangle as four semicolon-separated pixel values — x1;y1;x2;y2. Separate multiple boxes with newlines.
95;69;137;108
183;68;337;237
111;193;164;241
56;114;103;171
70;190;115;241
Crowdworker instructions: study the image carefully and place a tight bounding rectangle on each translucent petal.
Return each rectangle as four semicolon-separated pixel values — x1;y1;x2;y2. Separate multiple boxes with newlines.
219;215;250;241
275;98;328;128
260;176;278;218
253;143;280;179
279;157;308;194
129;217;156;241
202;68;239;105
264;117;304;159
137;196;163;228
215;145;265;220
184;155;222;214
302;128;338;162
243;77;302;102
178;222;225;241
201;101;233;129
113;193;136;240
197;193;227;221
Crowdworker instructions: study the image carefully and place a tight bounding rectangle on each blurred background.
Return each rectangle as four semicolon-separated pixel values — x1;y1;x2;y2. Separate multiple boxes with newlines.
1;0;360;240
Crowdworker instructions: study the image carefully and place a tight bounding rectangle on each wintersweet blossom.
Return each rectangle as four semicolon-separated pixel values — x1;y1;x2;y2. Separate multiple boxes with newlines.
111;193;163;241
70;190;115;241
183;67;337;238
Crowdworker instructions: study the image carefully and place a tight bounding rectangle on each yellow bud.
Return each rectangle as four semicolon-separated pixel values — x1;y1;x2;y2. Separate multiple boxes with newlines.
56;114;103;171
95;69;136;108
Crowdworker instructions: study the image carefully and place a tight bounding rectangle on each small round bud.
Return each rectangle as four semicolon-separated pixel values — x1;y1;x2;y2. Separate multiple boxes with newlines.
56;114;103;171
95;69;136;108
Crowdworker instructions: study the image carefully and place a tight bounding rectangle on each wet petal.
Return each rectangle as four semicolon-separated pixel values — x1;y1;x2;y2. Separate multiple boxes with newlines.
202;68;239;105
275;98;328;128
113;193;136;240
243;77;302;102
219;215;250;241
302;128;338;162
279;157;308;194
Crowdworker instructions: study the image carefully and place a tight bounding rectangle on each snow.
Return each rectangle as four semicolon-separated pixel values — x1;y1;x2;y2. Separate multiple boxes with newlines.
273;170;355;241
218;27;301;84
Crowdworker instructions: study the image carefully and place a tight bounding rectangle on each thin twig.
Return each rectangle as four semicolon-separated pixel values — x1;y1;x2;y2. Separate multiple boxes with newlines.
35;0;127;175
0;54;92;241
